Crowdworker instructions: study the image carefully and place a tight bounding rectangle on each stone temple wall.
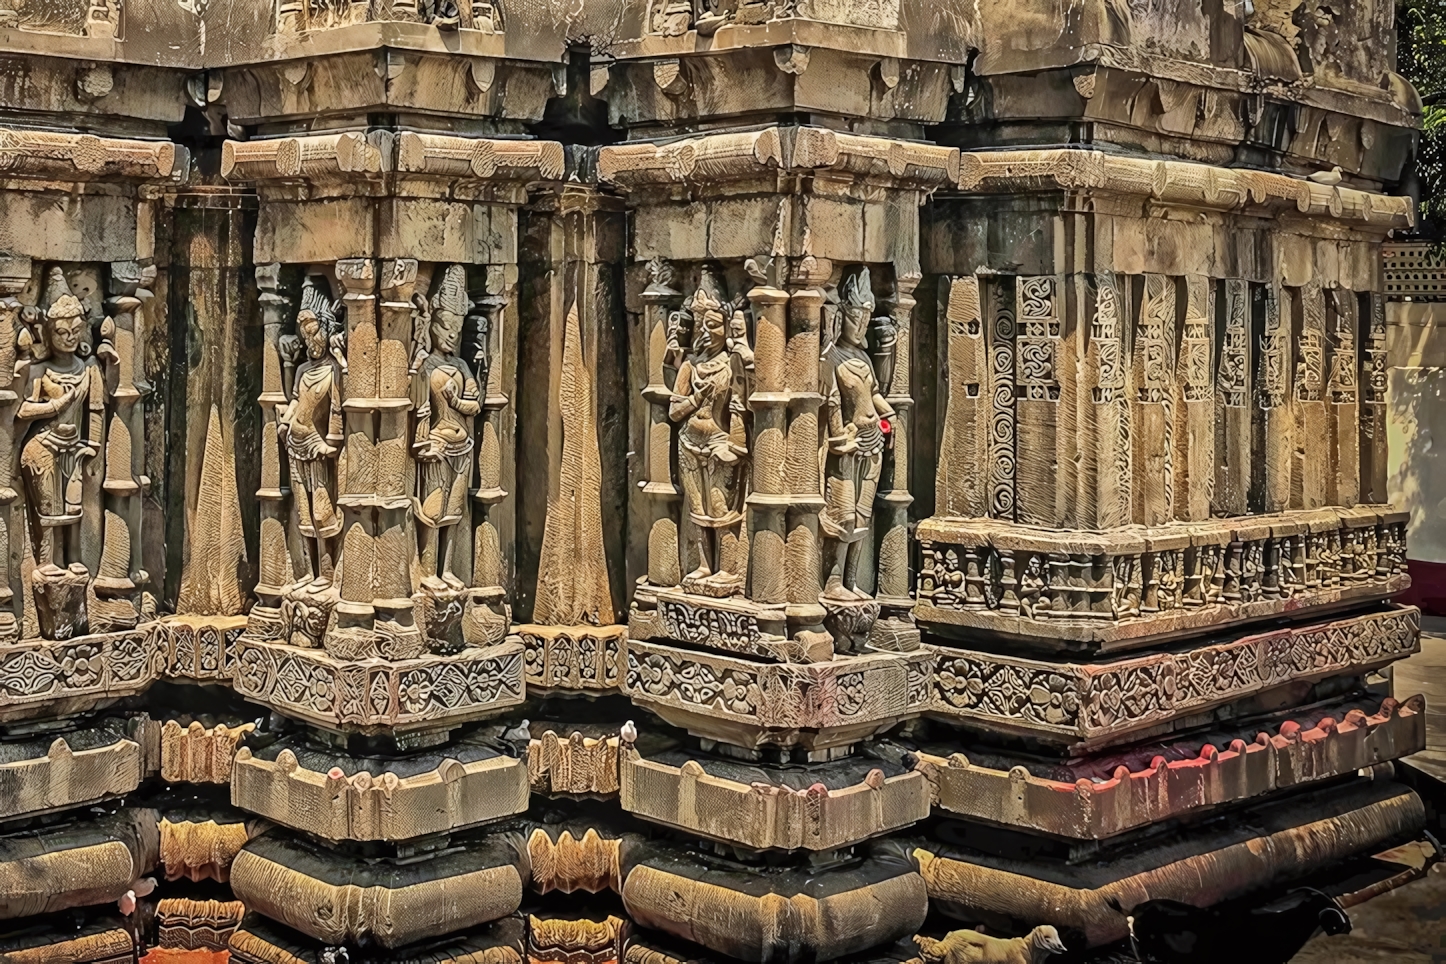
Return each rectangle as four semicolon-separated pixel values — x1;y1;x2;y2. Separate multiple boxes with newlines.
0;1;1427;962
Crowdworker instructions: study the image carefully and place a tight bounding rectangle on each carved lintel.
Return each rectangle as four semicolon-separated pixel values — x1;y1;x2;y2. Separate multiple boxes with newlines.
0;128;181;182
222;132;565;185
220;132;387;182
395;132;565;181
599;127;958;190
954;149;1414;229
623;639;913;748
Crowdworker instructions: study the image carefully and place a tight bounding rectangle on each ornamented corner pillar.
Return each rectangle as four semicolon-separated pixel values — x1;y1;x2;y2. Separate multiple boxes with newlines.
248;263;291;640
374;258;423;659
0;255;26;644
744;263;790;610
783;256;830;637
91;262;149;632
467;263;516;639
637;260;684;599
873;271;918;645
332;256;388;654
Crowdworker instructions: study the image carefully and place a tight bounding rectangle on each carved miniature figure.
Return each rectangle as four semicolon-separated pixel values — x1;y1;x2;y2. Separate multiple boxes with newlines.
412;265;482;592
667;268;753;596
819;266;896;603
17;270;106;637
278;276;344;590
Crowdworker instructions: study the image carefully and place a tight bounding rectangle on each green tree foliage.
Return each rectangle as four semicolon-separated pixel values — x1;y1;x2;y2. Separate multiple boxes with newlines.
1400;0;1446;235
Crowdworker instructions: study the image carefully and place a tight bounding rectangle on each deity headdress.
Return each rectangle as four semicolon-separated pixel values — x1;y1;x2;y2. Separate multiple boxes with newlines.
431;265;472;318
840;265;873;310
299;275;339;336
41;267;84;322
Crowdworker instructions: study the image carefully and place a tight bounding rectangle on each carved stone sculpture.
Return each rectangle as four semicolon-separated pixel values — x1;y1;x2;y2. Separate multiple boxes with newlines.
0;4;1429;964
668;269;752;597
279;276;344;591
19;272;105;639
412;265;482;594
818;266;895;644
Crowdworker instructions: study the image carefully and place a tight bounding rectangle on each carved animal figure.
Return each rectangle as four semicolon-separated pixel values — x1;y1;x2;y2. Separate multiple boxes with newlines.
1110;888;1350;964
914;926;1067;964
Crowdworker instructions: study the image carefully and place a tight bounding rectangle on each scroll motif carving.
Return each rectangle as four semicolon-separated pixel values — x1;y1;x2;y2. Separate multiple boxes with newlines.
930;607;1419;741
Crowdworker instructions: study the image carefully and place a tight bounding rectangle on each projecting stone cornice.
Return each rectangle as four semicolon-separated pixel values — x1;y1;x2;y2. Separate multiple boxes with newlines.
953;148;1415;230
221;131;564;185
0;128;183;183
598;126;959;191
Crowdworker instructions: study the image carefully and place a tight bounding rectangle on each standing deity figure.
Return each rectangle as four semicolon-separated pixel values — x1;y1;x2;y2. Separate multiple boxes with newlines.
412;265;482;592
820;266;896;603
668;270;753;596
278;276;344;590
18;273;104;585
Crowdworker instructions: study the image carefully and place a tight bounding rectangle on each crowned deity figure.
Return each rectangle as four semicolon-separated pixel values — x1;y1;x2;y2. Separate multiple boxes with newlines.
820;266;896;603
412;265;482;592
18;271;105;587
668;269;753;596
278;276;345;589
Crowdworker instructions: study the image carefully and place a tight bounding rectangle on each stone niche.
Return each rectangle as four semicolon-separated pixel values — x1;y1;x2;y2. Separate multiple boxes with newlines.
0;1;1427;963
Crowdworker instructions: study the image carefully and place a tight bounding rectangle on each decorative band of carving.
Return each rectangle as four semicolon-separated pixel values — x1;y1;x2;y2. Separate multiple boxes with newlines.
222;132;564;184
518;624;625;692
155;898;246;953
913;780;1425;948
160;719;253;783
955;149;1414;229
915;694;1425;839
230;834;526;948
0;128;181;182
620;746;930;850
0;629;154;723
917;508;1409;647
929;607;1419;742
156;614;246;681
232;637;525;731
0;719;150;820
623;638;911;733
599;127;958;189
232;742;528;841
528;729;622;795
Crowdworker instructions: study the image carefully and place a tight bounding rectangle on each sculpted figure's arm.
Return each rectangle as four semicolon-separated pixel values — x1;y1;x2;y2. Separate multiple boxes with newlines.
823;364;855;454
668;360;698;422
17;376;69;423
450;370;482;417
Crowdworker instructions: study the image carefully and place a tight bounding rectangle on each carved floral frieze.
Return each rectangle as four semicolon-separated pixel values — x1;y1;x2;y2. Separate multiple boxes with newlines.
928;607;1419;743
231;637;525;731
